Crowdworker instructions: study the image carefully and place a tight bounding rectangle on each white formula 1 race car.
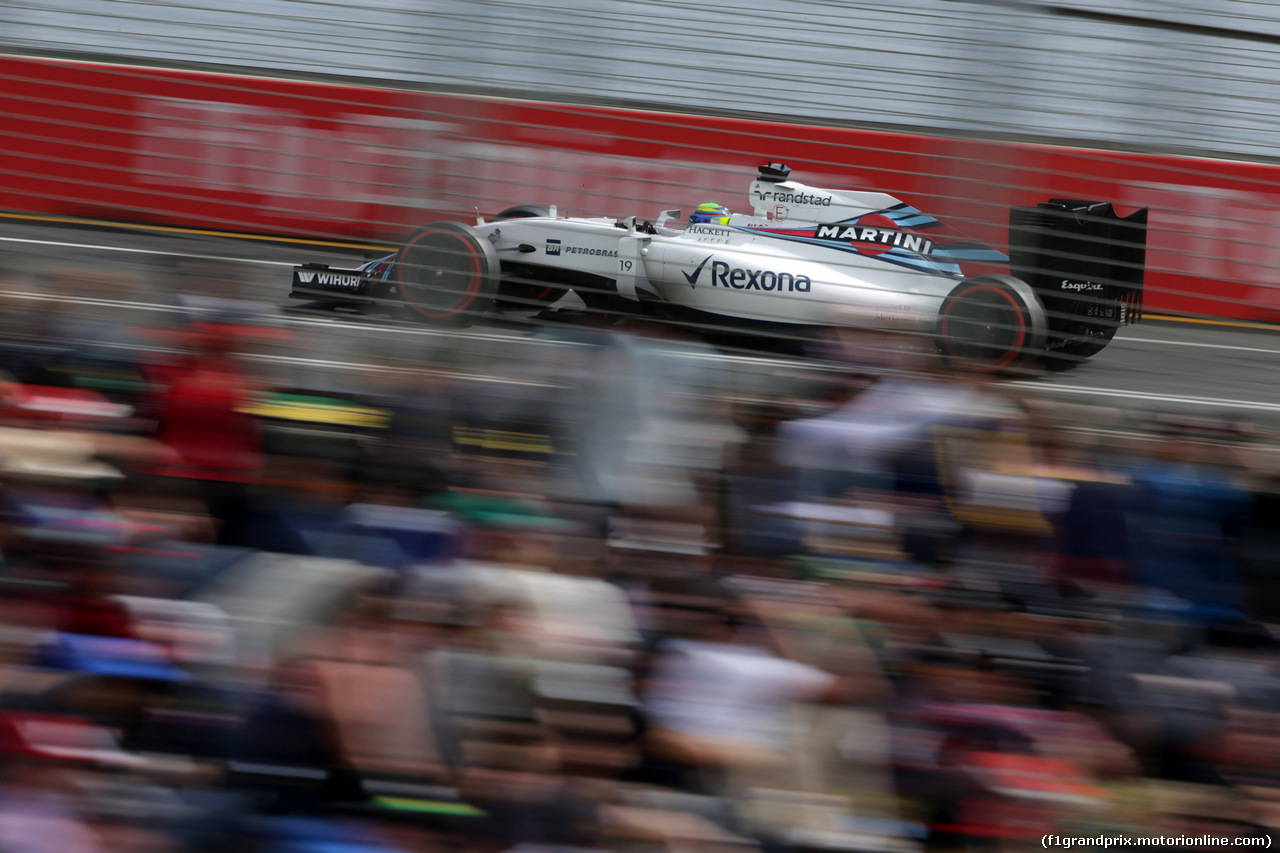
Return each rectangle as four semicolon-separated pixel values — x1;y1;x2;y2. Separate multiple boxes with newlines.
290;163;1147;370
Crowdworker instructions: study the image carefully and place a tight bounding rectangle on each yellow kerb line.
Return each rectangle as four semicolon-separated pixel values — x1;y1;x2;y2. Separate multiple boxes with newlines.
0;211;393;251
1144;313;1280;331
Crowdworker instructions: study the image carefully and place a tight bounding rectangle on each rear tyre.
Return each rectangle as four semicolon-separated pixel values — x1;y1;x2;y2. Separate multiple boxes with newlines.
1040;331;1118;372
1055;325;1117;359
937;274;1046;372
1042;306;1120;370
1034;289;1126;370
394;222;499;325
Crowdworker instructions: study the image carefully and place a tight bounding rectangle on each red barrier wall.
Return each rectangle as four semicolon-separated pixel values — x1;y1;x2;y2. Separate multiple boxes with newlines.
4;54;1280;320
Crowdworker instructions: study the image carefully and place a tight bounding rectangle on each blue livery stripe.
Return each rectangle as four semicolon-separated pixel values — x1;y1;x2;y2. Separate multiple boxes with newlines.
751;231;961;278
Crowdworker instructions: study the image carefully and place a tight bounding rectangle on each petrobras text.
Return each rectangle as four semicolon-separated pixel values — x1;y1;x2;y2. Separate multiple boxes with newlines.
562;246;617;257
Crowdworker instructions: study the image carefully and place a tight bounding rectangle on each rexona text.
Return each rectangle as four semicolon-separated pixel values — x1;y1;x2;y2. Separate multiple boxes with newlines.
685;256;811;292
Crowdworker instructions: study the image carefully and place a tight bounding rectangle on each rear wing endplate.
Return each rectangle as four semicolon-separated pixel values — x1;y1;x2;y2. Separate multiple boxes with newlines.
1009;200;1148;324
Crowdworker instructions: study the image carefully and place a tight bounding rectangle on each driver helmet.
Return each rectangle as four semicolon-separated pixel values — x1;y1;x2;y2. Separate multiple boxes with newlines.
690;202;731;225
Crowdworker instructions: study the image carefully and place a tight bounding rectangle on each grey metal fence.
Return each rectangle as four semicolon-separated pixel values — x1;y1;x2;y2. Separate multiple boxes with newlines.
7;0;1280;160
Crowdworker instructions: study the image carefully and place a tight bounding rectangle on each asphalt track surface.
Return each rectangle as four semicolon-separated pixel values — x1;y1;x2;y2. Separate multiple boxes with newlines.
2;213;1280;427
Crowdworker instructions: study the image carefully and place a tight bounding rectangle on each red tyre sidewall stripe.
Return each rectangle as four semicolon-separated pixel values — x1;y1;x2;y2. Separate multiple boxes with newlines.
398;230;482;320
941;284;1027;369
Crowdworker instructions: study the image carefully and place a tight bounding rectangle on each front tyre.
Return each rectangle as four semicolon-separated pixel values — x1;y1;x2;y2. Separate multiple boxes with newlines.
394;222;499;325
937;274;1047;372
486;206;568;312
491;205;551;222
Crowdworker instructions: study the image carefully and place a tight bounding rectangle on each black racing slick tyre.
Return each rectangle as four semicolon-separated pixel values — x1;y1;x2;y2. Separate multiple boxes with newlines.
937;274;1047;372
491;205;551;222
1041;308;1121;370
489;207;566;311
1040;329;1118;371
394;222;499;325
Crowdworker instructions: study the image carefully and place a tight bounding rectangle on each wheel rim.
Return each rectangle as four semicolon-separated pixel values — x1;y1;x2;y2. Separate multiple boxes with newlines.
940;284;1028;368
397;229;483;319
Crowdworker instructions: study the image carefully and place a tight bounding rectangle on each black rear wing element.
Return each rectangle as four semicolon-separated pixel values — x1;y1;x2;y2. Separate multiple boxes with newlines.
1009;199;1148;326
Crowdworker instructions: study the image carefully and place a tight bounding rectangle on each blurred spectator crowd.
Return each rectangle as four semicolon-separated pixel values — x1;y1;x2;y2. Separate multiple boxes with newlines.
0;271;1275;853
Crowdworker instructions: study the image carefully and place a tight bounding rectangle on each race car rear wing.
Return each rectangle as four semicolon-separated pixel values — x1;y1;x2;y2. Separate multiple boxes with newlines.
1009;200;1148;325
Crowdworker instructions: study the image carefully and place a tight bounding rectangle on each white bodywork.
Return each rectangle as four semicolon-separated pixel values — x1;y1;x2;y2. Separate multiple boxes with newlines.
474;174;969;331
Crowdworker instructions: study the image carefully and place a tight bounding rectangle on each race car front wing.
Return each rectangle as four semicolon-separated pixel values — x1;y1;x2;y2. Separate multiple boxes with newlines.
290;263;379;302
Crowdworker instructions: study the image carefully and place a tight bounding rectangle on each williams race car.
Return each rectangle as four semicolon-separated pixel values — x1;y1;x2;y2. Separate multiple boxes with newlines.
289;163;1147;370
